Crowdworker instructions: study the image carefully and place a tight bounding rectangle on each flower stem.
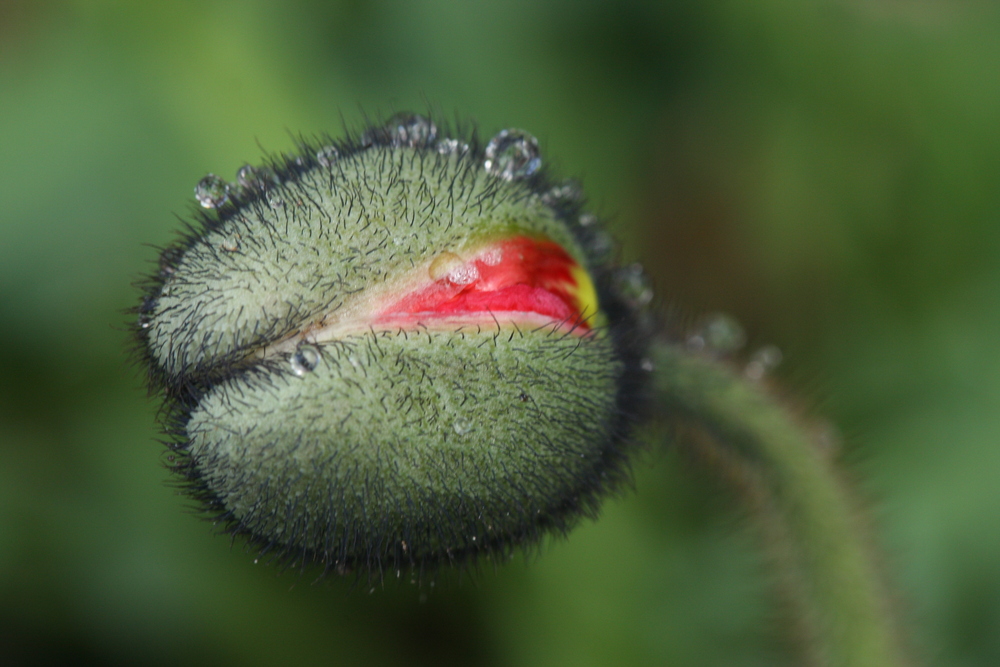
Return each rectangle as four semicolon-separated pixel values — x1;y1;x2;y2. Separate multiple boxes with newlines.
652;340;907;667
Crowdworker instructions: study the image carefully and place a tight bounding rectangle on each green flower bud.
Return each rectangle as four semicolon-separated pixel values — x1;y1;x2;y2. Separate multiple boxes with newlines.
135;114;654;575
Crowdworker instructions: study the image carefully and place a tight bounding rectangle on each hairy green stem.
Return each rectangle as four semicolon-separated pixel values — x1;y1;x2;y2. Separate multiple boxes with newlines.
652;341;906;667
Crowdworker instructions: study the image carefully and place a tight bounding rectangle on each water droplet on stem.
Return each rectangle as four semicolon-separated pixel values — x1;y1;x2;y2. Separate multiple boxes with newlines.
688;313;746;355
614;264;653;307
744;345;783;380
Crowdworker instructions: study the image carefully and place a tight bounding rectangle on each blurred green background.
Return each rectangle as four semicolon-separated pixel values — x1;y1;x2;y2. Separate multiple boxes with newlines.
2;0;999;664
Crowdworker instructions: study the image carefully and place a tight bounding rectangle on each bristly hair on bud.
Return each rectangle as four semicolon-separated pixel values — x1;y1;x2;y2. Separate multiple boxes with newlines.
132;112;657;581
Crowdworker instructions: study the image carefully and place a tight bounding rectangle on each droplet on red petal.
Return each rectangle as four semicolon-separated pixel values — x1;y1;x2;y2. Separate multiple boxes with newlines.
428;252;464;281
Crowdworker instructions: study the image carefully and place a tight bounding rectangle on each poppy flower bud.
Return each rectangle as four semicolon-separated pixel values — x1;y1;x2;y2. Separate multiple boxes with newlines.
135;114;654;575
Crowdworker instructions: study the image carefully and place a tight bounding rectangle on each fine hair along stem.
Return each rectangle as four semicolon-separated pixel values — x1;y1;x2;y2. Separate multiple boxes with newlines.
652;339;908;667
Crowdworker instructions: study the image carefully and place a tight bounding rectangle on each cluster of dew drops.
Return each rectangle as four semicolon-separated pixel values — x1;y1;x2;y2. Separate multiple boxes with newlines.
192;114;546;211
685;312;784;381
187;113;654;379
194;163;284;212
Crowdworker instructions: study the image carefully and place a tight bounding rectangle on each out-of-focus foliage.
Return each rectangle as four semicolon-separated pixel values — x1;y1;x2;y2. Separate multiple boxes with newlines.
1;1;998;664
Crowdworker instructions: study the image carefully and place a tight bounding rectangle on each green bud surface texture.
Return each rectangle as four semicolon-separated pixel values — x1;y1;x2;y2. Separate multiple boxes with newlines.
136;115;652;574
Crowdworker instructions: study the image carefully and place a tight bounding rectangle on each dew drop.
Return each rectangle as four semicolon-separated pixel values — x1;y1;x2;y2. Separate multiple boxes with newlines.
744;345;783;380
290;344;321;377
614;264;653;307
578;212;599;228
428;252;464;281
195;174;229;209
542;179;583;206
586;228;614;263
267;191;284;209
484;129;541;180
447;263;480;286
157;249;182;279
236;164;279;190
480;248;503;266
220;233;240;252
688;313;746;355
453;418;473;435
436;138;469;155
640;357;654;372
235;165;255;188
316;145;339;167
391;113;437;147
138;314;151;329
365;113;438;148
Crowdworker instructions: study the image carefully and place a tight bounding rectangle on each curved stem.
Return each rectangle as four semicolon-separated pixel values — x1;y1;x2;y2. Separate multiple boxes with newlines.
652;340;907;667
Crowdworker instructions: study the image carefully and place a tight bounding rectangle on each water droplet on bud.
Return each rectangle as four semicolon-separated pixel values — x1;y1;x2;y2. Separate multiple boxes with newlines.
542;179;583;207
158;248;181;277
453;418;473;435
436;138;469;155
428;252;464;281
290;344;321;376
195;174;229;209
447;263;479;286
365;113;438;148
484;129;541;180
235;165;255;188
614;264;653;307
390;113;437;146
480;249;503;266
585;228;614;263
236;164;279;191
316;146;339;167
220;234;241;252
